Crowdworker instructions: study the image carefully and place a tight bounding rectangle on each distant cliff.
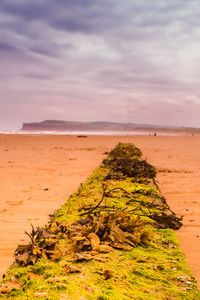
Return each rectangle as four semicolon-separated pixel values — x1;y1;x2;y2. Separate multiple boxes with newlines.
21;120;191;133
21;120;140;131
21;120;158;131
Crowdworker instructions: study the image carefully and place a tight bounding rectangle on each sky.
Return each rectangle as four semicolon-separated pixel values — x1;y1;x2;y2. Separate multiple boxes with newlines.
1;0;200;130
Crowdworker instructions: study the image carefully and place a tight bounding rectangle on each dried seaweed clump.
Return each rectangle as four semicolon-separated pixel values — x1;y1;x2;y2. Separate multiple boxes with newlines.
14;211;152;267
107;143;142;159
103;143;156;180
104;157;156;180
15;224;62;266
150;213;183;230
70;211;152;254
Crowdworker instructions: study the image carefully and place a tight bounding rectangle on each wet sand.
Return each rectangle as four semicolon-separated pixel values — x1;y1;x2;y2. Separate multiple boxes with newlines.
0;134;200;286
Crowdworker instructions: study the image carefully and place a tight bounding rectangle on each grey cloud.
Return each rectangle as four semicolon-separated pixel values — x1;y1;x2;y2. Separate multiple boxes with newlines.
30;46;58;58
1;0;199;34
0;0;50;21
0;41;20;53
29;41;72;58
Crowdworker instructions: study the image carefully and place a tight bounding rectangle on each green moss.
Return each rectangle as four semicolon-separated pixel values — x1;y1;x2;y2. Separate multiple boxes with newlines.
1;143;199;299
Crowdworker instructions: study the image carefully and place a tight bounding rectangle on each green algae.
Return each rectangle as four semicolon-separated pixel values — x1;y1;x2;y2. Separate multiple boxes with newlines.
1;143;199;299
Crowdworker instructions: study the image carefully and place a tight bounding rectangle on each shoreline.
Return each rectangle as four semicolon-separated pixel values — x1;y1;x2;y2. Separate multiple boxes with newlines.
1;134;200;286
0;129;198;136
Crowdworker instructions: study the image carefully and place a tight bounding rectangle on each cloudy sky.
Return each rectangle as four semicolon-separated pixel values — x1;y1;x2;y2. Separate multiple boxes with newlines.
1;0;200;130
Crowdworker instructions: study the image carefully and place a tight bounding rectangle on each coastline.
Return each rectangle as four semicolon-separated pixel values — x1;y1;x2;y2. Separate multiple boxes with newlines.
0;134;200;286
0;128;197;136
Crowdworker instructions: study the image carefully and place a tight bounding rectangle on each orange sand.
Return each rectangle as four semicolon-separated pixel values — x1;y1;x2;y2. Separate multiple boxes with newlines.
0;134;200;286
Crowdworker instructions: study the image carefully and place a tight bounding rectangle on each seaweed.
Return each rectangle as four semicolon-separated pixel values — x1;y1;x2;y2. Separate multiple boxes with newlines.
107;142;142;159
70;211;152;254
14;224;62;266
103;143;156;181
14;209;152;268
149;213;183;230
80;184;182;231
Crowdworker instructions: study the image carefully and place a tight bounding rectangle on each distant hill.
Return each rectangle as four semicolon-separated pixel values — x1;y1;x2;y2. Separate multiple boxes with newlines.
21;120;164;131
20;120;199;134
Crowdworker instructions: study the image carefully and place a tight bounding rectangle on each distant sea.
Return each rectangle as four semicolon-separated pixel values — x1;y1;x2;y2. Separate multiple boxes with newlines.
0;130;181;136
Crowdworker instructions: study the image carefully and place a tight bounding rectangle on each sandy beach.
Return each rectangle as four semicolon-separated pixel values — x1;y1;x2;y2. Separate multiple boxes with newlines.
0;134;200;286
